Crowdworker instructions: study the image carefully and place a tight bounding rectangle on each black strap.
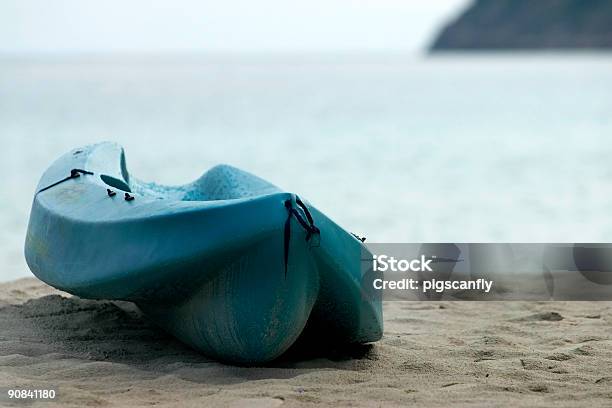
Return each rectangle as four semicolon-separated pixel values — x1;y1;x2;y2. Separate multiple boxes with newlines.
37;168;93;194
283;196;320;277
295;197;315;228
351;233;366;242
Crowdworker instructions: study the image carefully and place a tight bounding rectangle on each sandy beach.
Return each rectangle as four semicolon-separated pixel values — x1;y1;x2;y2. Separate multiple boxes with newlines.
0;278;610;407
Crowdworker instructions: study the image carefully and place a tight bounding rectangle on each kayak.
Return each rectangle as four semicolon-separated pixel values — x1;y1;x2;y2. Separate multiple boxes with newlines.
24;142;382;364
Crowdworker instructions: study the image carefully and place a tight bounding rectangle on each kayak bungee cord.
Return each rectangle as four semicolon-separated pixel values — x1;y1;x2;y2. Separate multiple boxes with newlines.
37;168;93;194
283;196;320;277
37;168;137;202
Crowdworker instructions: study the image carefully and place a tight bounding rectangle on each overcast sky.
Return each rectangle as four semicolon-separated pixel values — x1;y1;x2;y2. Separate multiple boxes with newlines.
0;0;468;53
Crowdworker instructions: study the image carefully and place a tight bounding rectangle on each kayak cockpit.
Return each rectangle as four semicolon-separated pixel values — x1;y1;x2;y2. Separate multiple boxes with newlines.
127;164;282;202
87;143;280;202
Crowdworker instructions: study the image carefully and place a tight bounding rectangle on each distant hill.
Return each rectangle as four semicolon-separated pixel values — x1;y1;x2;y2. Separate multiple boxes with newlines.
430;0;612;51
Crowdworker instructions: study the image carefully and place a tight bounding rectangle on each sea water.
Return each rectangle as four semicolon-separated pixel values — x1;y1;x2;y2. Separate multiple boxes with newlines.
1;53;612;281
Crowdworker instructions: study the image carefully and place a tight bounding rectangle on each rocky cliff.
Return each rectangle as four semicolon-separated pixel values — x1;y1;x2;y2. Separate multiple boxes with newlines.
431;0;612;51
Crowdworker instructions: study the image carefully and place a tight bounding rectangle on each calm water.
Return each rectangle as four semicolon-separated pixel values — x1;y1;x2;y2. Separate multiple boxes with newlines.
1;53;612;281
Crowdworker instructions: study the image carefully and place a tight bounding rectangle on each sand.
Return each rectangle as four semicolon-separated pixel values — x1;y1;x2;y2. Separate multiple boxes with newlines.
1;278;611;407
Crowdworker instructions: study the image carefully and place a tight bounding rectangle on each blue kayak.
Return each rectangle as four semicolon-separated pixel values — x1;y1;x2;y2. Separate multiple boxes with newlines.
25;142;382;364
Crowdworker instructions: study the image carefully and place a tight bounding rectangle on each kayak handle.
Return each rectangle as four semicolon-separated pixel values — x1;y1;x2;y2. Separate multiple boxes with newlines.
283;195;320;277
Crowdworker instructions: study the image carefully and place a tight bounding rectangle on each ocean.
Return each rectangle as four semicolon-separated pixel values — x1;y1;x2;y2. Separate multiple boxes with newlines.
1;53;611;281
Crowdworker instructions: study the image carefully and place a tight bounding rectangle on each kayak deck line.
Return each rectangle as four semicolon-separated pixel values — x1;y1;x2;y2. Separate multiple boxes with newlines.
38;169;138;205
37;168;93;194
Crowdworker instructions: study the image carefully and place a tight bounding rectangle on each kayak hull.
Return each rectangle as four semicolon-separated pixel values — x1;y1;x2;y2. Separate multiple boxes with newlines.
139;235;319;363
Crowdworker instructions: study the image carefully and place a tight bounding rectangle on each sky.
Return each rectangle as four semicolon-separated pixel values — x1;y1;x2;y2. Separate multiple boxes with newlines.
0;0;469;53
